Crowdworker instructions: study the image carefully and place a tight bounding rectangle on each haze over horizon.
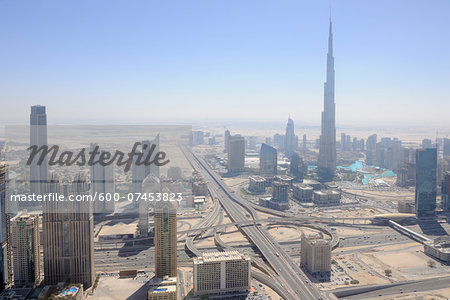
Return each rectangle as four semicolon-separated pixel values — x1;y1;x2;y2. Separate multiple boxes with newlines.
1;1;449;128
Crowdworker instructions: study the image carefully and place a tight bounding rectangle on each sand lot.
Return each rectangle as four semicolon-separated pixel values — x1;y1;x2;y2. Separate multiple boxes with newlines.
267;225;302;241
92;276;150;300
359;242;450;281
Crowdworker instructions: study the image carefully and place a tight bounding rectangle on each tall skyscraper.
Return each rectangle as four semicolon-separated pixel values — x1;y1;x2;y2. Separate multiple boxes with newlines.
0;163;12;292
29;105;48;196
90;144;115;214
133;137;161;236
441;172;450;211
224;130;230;153
415;148;437;218
302;134;307;151
43;173;94;288
227;136;245;173
366;134;377;165
290;152;305;182
259;143;277;177
443;138;450;157
317;19;336;182
154;200;177;278
11;214;40;287
284;117;296;158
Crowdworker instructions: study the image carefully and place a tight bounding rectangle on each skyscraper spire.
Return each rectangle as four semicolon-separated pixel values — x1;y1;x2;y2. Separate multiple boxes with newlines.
318;17;337;182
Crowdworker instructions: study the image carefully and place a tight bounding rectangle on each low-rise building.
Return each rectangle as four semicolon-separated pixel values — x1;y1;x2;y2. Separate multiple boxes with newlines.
39;283;83;300
248;176;266;193
193;180;208;196
293;184;313;202
313;190;341;206
398;200;415;214
424;237;450;263
273;175;294;187
193;251;251;297
148;276;177;300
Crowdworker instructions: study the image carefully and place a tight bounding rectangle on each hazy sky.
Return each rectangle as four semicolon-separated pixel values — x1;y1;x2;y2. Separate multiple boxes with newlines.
1;1;449;128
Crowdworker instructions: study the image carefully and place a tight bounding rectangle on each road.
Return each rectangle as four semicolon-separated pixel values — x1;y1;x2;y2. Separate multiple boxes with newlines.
334;276;450;299
183;147;325;300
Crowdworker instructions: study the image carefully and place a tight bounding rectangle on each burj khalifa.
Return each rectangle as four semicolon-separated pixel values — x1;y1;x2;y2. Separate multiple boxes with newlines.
318;18;336;182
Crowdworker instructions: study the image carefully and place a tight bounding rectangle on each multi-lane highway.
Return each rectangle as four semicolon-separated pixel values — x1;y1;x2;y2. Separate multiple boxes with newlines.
183;147;325;300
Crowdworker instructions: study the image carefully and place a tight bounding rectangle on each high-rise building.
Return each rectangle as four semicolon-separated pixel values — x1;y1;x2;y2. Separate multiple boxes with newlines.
317;19;336;182
154;200;177;278
284;118;296;158
272;181;289;203
227;136;245;173
302;134;307;151
0;164;12;292
131;138;160;236
29;105;48;196
415;148;437;218
259;143;277;177
422;139;433;149
366;134;377;165
90;144;115;214
443;138;450;157
11;214;40;287
193;251;251;297
224;130;230;153
300;233;331;275
441;172;450;211
290;152;305;182
43;173;94;288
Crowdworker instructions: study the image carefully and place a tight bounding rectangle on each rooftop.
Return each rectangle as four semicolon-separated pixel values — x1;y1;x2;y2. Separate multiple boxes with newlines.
194;250;250;264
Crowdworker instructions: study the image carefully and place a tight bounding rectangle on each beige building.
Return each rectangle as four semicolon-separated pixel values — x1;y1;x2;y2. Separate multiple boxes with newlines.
301;233;331;274
313;190;341;206
147;276;177;300
398;200;415;214
43;174;94;288
193;251;251;296
227;136;245;173
154;201;177;278
11;214;40;287
293;184;313;202
248;176;266;193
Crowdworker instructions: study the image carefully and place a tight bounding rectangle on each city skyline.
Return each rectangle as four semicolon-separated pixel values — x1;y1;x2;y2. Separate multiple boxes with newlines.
1;1;450;127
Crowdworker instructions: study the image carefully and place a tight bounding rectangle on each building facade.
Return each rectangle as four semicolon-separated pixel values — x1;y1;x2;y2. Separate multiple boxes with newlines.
227;136;245;173
90;144;115;214
29;105;48;196
259;143;277;177
43;174;94;288
0;164;12;292
442;172;450;211
301;233;331;274
193;251;251;297
415;148;437;217
317;19;337;182
154;201;177;278
284;118;296;158
11;214;40;287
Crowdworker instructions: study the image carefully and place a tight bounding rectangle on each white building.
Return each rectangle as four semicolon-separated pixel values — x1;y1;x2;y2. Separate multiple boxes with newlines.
193;251;251;296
